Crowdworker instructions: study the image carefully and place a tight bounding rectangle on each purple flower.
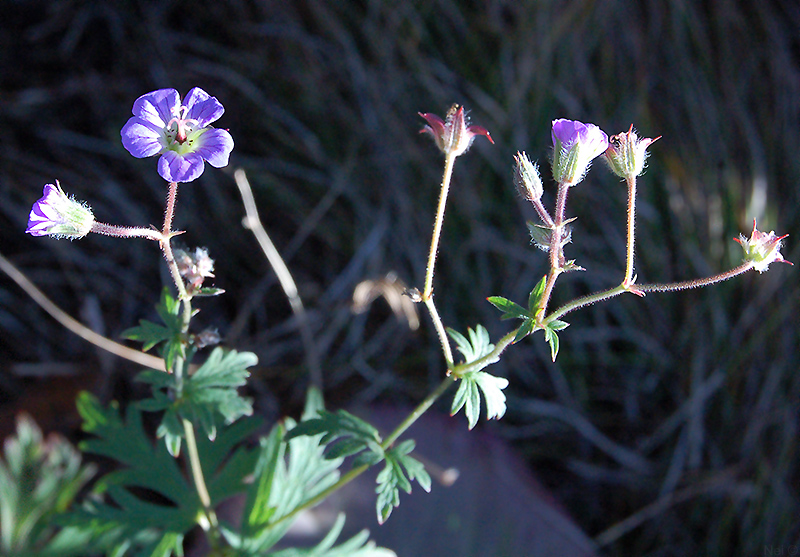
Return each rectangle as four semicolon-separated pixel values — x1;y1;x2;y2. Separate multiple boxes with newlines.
419;104;493;157
550;119;608;186
26;181;94;239
121;88;234;183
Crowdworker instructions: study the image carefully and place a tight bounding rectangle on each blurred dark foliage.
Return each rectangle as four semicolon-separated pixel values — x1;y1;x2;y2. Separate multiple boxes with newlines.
1;0;799;555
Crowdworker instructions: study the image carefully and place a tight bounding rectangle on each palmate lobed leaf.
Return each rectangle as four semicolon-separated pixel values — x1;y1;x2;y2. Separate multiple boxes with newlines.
136;347;256;445
69;392;260;556
450;371;509;429
446;325;495;363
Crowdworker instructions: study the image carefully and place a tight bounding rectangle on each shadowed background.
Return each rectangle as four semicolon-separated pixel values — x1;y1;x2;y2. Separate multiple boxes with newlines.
1;1;798;555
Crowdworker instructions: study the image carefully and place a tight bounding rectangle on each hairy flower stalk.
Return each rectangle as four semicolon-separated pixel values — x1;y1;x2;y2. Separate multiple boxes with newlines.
604;125;660;288
418;105;493;367
537;119;608;316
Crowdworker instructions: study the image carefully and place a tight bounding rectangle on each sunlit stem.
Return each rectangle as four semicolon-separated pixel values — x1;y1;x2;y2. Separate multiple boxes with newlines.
637;262;754;292
623;174;637;286
422;152;456;301
537;181;570;317
90;222;164;241
544;262;756;324
425;297;455;367
158;181;220;540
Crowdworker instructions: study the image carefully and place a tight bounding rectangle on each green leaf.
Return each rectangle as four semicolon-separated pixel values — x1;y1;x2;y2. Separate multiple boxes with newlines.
486;296;529;320
527;275;548;312
450;371;509;430
67;392;259;556
446;325;494;363
267;514;394;557
236;388;346;554
512;318;536;344
0;414;96;556
542;320;569;361
136;347;257;444
374;441;430;524
284;409;381;462
122;289;185;371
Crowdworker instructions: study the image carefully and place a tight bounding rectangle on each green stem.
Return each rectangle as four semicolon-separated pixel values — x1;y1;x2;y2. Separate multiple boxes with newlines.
158;181;220;542
424;297;454;367
422;152;456;301
183;417;219;531
623;174;637;286
637;262;754;292
538;181;570;316
451;329;518;376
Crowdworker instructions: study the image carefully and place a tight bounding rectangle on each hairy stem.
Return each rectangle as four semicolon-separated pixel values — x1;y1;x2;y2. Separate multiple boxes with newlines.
424;297;454;367
624;174;637;285
158;181;220;541
422;152;456;301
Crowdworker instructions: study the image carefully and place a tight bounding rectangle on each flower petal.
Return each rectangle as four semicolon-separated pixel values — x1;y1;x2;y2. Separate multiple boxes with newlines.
121;117;166;158
194;128;234;168
158;150;206;183
184;87;224;127
131;89;179;127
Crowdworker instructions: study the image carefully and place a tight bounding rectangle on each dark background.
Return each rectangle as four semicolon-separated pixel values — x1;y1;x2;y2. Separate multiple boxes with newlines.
1;1;798;555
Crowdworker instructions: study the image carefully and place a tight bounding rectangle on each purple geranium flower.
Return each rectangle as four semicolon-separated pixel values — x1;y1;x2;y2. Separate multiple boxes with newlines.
121;88;234;183
551;119;608;186
26;181;94;239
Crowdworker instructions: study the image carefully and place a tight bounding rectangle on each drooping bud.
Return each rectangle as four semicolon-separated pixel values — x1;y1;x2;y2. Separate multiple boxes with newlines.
734;219;792;272
26;181;95;240
604;125;660;179
551;119;608;186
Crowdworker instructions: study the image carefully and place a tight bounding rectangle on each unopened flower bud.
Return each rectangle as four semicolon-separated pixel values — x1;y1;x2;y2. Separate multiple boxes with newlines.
551;119;608;186
734;219;792;272
604;125;660;178
26;181;94;240
514;152;543;201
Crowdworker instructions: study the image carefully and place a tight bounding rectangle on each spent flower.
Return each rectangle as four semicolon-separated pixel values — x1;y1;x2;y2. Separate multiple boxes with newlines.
419;104;493;157
604;125;660;178
551;119;608;186
121;88;233;183
26;181;94;240
734;219;792;272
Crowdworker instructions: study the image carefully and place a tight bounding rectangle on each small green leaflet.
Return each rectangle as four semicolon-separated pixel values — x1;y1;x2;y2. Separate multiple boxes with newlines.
487;275;547;344
488;276;570;360
375;440;431;524
122;288;185;372
284;408;381;462
542;319;569;362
